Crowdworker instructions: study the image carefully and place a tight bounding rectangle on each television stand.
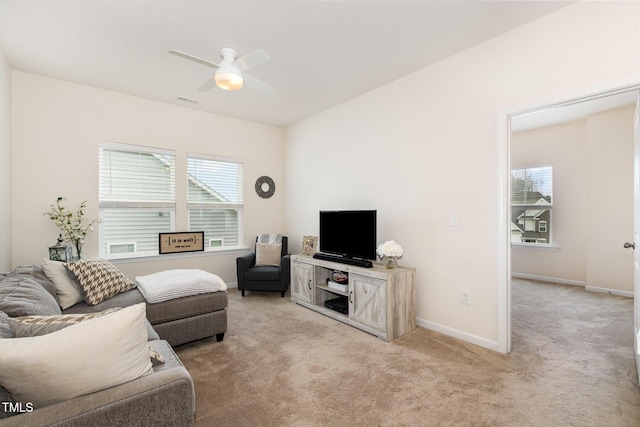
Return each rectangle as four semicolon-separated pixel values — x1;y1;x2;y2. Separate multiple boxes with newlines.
312;252;373;268
291;254;416;341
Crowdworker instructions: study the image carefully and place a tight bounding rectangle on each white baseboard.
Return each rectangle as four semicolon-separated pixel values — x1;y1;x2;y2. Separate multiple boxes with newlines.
415;317;500;353
511;272;586;287
584;285;634;298
227;281;238;289
512;272;633;298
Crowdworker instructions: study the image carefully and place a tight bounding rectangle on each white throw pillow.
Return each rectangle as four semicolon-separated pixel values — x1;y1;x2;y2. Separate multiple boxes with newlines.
0;303;152;408
41;258;84;309
135;269;227;304
255;243;282;267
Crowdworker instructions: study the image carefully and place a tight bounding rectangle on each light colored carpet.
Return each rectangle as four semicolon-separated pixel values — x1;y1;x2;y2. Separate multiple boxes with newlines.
176;279;640;426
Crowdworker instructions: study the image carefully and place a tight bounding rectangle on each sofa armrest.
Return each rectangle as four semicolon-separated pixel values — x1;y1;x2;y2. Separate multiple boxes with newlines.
236;252;256;289
1;341;194;427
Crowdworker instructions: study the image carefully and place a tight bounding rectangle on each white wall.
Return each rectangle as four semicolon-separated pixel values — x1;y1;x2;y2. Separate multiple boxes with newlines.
587;107;635;293
511;106;635;295
0;50;10;272
511;119;589;284
284;1;640;349
11;71;285;283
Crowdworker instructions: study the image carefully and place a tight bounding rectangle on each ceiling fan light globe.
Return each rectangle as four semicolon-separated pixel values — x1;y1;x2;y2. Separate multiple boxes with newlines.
215;68;244;91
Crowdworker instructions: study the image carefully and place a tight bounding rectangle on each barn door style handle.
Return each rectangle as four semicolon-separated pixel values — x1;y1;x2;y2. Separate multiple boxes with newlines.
349;291;353;304
308;279;312;289
623;242;635;249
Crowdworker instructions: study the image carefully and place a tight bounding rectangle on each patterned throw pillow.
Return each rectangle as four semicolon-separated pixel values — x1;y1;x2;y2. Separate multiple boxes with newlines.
65;259;137;305
8;308;122;338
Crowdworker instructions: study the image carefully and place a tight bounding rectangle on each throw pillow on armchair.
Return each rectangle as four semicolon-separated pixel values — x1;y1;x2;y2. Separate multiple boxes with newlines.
236;235;290;297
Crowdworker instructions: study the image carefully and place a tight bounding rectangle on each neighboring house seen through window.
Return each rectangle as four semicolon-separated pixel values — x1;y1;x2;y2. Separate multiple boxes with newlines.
187;154;244;250
511;165;553;245
99;142;176;258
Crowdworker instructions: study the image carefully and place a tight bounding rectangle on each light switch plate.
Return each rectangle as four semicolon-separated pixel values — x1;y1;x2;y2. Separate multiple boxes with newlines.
450;213;459;227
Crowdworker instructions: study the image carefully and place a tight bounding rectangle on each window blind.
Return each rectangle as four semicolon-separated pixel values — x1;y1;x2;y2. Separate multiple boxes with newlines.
98;142;176;258
99;143;175;205
511;166;552;206
187;154;244;249
187;155;243;206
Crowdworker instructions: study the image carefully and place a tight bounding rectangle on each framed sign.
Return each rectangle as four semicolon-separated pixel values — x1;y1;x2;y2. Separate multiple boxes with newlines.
159;232;205;255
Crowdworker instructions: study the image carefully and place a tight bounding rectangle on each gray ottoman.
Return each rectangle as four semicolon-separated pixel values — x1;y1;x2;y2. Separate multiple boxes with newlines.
146;291;228;346
64;288;228;347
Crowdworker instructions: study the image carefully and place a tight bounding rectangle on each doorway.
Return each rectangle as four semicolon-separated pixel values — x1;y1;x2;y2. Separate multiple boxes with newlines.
510;91;636;292
498;84;640;359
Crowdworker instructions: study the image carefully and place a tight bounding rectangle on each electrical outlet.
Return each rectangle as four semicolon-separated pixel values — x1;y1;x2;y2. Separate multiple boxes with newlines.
461;290;471;305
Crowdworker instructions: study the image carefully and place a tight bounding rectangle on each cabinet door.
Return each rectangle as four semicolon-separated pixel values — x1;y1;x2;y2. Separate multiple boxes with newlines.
291;261;314;304
350;274;386;333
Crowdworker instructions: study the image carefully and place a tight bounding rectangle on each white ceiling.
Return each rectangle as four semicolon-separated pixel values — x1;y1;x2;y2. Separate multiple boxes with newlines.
0;1;575;127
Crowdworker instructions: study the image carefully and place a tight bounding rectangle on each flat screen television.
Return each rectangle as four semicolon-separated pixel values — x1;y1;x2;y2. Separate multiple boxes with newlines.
318;210;377;262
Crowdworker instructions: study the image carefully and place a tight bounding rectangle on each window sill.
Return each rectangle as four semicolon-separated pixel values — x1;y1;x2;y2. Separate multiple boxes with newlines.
511;243;559;252
108;247;251;264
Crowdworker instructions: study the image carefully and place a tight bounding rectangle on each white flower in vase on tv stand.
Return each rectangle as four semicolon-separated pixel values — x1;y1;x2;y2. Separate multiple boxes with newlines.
376;240;403;269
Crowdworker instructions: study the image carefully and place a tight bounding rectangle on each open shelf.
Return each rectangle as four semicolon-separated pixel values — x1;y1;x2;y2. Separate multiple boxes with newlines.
316;283;348;297
314;301;349;320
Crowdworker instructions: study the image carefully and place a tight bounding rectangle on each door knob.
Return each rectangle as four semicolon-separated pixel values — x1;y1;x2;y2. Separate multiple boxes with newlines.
623;242;635;249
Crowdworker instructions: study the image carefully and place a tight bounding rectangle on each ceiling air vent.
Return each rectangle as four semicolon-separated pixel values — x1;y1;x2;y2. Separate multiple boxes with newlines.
177;96;198;104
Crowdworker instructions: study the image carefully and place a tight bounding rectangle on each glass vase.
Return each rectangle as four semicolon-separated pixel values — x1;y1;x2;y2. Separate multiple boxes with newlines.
73;241;83;261
382;256;398;269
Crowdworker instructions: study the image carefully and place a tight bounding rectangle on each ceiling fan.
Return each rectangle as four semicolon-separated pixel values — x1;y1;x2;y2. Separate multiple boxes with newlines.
169;47;276;94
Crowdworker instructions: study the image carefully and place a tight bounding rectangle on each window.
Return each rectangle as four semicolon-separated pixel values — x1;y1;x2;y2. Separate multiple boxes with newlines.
538;221;547;233
99;142;176;258
187;154;243;250
511;165;553;245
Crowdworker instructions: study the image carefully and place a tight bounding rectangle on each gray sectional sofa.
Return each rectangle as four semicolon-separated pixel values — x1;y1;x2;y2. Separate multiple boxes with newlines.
0;263;228;426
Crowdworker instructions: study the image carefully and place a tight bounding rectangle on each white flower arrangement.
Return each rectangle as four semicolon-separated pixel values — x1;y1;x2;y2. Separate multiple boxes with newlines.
377;240;403;259
44;197;101;259
377;240;403;269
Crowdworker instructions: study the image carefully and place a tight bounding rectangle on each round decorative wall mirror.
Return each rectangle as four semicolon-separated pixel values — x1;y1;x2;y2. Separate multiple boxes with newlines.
255;176;275;198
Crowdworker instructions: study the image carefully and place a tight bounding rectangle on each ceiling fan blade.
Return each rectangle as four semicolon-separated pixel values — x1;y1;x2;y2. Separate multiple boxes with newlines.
243;73;276;95
235;49;270;72
197;78;216;92
168;50;219;69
